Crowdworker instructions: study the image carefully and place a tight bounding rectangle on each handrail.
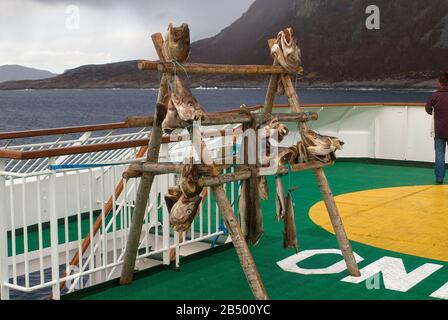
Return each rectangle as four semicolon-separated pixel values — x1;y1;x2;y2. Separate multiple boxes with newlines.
0;128;239;160
0;103;425;141
0;122;128;140
271;102;426;108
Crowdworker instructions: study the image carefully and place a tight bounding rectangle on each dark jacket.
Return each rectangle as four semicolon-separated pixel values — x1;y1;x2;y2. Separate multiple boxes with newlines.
426;88;448;139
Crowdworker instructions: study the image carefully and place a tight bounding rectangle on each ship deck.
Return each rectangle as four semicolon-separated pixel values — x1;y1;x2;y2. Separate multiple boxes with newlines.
65;160;448;300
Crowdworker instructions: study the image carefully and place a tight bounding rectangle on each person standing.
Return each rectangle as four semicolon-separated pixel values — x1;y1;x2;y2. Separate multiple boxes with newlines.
426;72;448;184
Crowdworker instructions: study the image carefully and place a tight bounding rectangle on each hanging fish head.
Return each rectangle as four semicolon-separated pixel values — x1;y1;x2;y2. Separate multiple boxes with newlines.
303;130;345;156
170;195;202;232
278;27;302;73
269;118;289;142
163;23;190;62
161;94;184;134
170;93;205;122
278;146;299;165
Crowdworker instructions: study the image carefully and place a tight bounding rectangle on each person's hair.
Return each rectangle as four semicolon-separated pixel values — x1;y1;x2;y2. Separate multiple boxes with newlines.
439;72;448;87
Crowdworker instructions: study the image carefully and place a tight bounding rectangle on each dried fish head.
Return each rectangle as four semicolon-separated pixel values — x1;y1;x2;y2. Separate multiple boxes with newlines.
163;23;190;62
170;194;202;232
271;28;302;74
279;27;302;72
303;129;344;156
161;94;184;134
171;93;205;122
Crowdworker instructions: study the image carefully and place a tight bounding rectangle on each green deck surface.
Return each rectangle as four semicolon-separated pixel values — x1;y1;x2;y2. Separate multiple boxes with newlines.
65;161;448;300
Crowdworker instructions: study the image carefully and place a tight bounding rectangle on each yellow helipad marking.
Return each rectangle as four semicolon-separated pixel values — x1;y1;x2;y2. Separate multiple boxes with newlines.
309;185;448;262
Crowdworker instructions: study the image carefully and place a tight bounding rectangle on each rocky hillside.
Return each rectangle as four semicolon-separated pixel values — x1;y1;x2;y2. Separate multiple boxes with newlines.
191;0;448;85
1;0;447;89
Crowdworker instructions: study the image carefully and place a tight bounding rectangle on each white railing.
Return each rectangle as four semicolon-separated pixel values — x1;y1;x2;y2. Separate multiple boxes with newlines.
0;128;234;300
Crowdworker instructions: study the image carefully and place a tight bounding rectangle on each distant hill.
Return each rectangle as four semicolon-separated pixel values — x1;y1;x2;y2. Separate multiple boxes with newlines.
0;61;159;90
0;65;57;82
1;0;447;89
0;60;263;90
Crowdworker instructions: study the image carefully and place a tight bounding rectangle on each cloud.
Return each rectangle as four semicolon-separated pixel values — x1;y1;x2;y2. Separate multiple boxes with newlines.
0;0;255;73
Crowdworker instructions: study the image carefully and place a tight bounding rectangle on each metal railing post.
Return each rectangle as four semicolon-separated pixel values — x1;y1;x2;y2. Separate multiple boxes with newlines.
162;174;173;265
48;157;61;299
0;159;10;300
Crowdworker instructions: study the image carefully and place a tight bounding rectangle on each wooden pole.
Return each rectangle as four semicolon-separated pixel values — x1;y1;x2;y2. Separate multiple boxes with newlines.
277;60;360;277
127;159;333;178
125;112;318;128
212;185;268;300
264;39;280;113
194;116;268;299
120;32;169;285
138;60;302;75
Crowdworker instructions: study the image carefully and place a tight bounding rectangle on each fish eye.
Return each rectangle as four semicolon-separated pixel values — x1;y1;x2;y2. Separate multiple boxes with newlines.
187;209;192;214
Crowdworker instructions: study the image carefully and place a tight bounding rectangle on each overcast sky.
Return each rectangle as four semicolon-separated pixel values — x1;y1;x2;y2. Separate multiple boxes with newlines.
0;0;255;73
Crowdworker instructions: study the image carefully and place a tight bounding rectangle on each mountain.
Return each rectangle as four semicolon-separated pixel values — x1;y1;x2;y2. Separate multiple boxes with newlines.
1;0;447;89
0;65;57;82
190;0;448;85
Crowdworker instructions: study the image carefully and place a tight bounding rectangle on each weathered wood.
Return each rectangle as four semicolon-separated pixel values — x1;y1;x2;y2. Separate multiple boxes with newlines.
212;185;268;300
198;169;251;187
314;168;361;276
128;159;333;177
120;32;171;285
138;60;298;75
125;112;318;128
263;39;280;113
196;115;268;299
273;40;360;276
126;160;234;177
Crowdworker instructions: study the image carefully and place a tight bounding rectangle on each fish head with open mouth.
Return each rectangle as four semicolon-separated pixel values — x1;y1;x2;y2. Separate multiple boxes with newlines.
170;194;202;232
303;129;345;156
163;23;190;62
278;27;302;72
271;27;302;73
172;93;205;122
